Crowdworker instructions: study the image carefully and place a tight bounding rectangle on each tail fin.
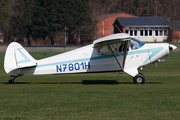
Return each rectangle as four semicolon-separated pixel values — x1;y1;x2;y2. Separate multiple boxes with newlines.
4;42;37;75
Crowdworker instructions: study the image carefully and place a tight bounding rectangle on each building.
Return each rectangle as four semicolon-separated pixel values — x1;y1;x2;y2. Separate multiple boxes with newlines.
113;17;169;42
169;21;180;42
96;12;136;39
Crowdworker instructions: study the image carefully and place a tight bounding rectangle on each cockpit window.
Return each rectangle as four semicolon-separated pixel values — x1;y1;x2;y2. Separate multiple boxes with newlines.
98;39;144;55
98;45;110;55
98;42;129;55
98;43;121;55
130;38;145;50
110;43;122;53
119;42;129;52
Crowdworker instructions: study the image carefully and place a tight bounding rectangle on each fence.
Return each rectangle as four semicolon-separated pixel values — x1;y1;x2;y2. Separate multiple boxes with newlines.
0;45;83;52
1;43;179;53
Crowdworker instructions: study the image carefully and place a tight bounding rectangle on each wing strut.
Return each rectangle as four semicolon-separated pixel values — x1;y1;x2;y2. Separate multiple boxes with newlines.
123;41;128;68
107;44;123;70
107;41;129;70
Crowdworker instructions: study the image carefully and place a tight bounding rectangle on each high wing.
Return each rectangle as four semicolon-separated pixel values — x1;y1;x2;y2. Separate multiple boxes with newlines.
93;33;131;47
93;33;133;74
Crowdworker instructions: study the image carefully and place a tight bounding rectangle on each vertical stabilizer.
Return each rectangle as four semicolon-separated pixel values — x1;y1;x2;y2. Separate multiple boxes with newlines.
4;42;37;75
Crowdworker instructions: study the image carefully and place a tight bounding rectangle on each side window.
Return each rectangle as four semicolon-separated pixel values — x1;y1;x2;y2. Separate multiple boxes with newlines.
98;45;110;55
99;42;130;55
119;43;124;52
99;43;121;55
110;43;120;53
119;42;129;52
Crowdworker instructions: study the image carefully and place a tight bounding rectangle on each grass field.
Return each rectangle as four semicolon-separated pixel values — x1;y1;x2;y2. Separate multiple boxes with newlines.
0;50;180;120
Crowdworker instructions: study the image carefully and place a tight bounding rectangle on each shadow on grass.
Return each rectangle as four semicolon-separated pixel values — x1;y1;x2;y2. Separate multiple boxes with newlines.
0;80;163;85
82;80;162;85
82;80;119;85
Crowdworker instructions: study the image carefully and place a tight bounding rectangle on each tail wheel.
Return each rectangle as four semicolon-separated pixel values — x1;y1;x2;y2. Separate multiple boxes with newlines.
9;79;14;84
133;73;145;84
8;76;18;84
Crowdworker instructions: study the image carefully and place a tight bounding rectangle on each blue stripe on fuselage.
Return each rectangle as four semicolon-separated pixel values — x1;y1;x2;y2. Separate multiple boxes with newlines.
35;47;163;68
144;47;163;63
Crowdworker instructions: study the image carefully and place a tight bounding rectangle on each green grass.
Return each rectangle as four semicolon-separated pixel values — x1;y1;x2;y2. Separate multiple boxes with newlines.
0;51;180;120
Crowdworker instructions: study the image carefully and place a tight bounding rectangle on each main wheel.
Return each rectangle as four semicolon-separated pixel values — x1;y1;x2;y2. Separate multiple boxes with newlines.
133;73;145;84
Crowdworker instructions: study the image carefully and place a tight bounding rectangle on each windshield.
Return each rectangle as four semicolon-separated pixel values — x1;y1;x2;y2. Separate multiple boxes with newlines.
130;38;145;50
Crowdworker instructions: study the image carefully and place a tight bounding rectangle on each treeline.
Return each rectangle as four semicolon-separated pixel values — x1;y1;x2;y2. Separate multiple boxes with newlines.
0;0;180;45
0;0;95;45
89;0;180;19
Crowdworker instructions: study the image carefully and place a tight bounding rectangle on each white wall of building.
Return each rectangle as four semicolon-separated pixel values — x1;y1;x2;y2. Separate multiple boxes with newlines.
125;27;168;42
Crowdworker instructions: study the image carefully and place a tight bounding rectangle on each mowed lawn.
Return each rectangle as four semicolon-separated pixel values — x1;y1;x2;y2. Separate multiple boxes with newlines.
0;50;180;120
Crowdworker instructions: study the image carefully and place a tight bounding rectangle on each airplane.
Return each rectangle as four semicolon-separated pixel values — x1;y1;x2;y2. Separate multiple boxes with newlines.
4;33;177;84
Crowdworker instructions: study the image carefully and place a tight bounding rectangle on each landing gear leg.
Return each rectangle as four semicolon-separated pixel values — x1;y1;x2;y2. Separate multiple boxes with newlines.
133;73;145;84
8;69;23;84
8;76;18;84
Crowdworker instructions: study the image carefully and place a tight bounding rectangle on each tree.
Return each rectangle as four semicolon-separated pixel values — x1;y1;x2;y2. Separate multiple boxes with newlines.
61;0;89;44
31;0;50;42
161;0;180;44
10;0;34;45
31;0;89;45
45;1;64;45
0;0;12;43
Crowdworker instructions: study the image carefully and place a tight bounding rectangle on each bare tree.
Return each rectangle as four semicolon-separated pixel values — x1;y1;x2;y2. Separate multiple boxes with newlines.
162;0;180;44
0;0;12;44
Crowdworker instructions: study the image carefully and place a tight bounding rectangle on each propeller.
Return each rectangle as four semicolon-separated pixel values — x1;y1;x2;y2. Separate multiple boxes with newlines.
169;44;177;51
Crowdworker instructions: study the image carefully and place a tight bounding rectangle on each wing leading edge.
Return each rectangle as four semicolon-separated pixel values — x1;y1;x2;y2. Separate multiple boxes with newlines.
93;33;131;47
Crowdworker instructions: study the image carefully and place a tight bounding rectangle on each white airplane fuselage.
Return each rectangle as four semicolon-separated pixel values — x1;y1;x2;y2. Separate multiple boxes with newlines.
4;33;177;84
8;42;171;76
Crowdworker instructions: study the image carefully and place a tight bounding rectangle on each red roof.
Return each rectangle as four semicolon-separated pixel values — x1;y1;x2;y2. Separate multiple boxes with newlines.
97;12;136;20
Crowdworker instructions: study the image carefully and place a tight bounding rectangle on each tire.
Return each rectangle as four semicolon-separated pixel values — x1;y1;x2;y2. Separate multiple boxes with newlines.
133;74;145;84
139;73;143;76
